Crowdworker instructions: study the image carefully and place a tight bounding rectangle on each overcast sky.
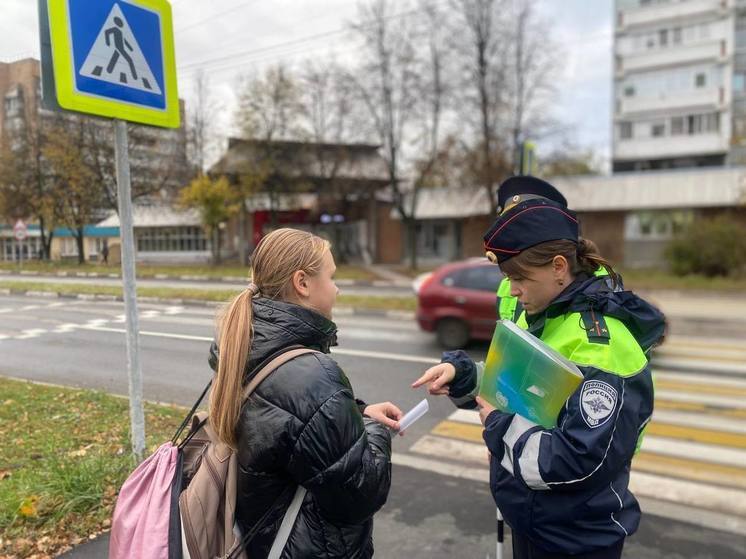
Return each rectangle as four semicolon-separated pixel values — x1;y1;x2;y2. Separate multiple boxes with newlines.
1;0;613;167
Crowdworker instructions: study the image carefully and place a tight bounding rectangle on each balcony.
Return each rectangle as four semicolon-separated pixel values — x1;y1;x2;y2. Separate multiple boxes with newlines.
618;0;730;30
614;133;728;160
618;41;725;74
619;87;724;115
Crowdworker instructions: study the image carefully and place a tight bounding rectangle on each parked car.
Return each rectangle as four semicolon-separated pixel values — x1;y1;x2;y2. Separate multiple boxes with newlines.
414;258;504;349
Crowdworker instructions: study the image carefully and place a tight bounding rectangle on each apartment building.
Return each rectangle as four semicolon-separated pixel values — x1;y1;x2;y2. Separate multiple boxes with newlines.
0;58;190;262
613;0;746;171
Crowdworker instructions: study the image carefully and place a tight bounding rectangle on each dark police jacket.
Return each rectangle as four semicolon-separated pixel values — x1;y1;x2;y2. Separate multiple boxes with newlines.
208;298;392;558
444;275;665;555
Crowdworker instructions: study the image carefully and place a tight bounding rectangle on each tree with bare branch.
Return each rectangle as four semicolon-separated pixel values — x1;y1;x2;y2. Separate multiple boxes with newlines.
348;0;421;267
452;0;562;214
234;64;304;257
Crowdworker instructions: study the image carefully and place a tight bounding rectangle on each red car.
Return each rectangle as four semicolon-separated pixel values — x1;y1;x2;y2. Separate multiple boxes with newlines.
415;258;504;349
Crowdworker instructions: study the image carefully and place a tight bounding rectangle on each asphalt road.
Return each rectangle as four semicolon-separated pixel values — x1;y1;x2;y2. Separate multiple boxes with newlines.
2;294;744;559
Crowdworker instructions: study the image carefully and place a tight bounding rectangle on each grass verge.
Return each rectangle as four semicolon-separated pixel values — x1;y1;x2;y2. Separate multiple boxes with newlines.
0;377;185;559
0;262;379;282
0;281;418;313
620;268;746;293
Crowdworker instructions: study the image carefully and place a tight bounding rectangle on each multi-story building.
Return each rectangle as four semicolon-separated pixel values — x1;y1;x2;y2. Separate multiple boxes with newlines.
613;0;746;171
0;57;190;262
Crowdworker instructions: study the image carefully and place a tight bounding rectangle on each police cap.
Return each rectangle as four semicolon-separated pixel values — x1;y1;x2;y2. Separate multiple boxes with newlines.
484;177;578;264
496;175;568;214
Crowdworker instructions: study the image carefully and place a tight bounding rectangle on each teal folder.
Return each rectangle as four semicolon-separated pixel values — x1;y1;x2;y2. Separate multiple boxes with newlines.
478;320;583;428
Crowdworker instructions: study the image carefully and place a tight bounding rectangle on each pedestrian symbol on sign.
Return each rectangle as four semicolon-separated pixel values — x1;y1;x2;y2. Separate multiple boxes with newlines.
79;3;162;95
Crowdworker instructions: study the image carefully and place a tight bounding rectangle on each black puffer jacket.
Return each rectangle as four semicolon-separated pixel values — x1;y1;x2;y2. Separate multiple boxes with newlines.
208;298;392;558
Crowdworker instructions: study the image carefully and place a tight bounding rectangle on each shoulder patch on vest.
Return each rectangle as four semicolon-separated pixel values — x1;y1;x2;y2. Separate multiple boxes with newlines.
580;310;610;345
580;380;618;428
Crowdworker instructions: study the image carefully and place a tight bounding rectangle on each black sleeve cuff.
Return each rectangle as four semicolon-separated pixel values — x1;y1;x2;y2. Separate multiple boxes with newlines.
441;350;477;399
356;398;368;415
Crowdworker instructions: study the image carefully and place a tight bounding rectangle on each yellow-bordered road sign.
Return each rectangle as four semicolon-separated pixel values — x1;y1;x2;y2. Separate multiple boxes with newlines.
46;0;179;128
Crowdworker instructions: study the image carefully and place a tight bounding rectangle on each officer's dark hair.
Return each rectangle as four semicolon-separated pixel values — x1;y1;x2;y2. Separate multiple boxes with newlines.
499;238;620;289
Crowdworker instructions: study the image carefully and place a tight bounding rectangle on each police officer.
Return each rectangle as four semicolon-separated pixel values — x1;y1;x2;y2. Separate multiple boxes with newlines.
495;177;622;329
413;176;665;559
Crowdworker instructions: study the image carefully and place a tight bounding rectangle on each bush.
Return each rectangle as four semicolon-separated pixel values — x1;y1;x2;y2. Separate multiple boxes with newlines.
665;216;746;277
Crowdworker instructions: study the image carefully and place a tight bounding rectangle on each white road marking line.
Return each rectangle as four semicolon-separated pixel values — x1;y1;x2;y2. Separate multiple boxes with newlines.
338;328;424;343
449;401;746;434
410;435;487;465
641;435;746;468
654;371;746;389
400;436;746;518
392;451;488;483
652;409;746;434
655;388;746;410
449;409;481;425
15;328;48;340
0;308;12;314
19;305;39;311
630;471;746;519
53;323;80;333
79;325;441;364
164;306;185;315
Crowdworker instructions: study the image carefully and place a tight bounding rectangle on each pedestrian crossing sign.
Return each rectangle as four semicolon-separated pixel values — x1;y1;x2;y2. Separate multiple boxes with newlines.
46;0;179;128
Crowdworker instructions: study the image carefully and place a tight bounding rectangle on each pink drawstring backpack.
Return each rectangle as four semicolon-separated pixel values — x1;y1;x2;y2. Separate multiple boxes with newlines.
108;347;316;559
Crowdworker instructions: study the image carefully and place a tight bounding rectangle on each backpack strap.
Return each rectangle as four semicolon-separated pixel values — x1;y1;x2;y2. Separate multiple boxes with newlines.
267;485;307;559
241;347;320;401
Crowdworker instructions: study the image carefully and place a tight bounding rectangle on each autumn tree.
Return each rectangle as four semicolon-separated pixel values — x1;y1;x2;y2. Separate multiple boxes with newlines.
179;174;238;265
43;119;104;264
0;89;57;259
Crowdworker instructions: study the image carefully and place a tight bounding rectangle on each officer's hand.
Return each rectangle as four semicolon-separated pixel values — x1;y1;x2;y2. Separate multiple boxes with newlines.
411;363;456;396
476;396;497;426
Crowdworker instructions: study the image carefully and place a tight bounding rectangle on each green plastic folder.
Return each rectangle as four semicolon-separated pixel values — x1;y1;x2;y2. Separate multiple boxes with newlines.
479;320;583;428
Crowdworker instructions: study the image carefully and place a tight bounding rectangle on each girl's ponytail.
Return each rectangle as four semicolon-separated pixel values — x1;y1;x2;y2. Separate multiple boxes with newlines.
210;288;254;448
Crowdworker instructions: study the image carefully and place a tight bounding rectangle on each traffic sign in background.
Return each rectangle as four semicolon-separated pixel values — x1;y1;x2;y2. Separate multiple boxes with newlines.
46;0;179;128
13;220;27;242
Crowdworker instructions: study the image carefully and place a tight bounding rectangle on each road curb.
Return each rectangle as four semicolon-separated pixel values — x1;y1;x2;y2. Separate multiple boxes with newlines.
0;268;406;288
1;287;416;319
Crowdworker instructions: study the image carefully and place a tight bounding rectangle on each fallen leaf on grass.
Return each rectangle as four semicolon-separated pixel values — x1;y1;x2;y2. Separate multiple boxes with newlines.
0;469;11;480
19;495;40;518
67;443;94;458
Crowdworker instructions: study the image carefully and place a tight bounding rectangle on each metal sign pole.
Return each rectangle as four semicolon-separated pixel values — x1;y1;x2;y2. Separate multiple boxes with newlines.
114;119;146;460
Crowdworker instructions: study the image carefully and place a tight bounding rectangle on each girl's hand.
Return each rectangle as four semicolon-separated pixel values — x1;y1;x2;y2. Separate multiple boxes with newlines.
475;396;497;426
411;363;456;396
364;401;404;432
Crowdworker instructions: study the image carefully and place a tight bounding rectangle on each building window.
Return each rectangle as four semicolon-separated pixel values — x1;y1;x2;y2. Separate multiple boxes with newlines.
626;210;694;241
673;27;682;45
704;112;719;132
734;73;746;93
671;116;685;135
4;95;20;117
136;227;207;252
619;122;633;139
686;112;719;135
695;73;707;88
624;85;635;97
659;29;668;47
651;123;665;137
